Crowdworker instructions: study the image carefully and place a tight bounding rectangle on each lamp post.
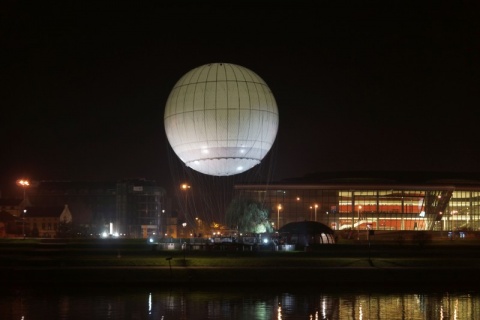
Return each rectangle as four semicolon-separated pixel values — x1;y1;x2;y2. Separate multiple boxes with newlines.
161;209;165;236
17;179;30;239
181;183;190;222
181;222;187;264
17;179;29;201
357;205;362;240
296;197;300;221
23;209;27;239
314;204;318;222
277;204;282;230
182;222;187;238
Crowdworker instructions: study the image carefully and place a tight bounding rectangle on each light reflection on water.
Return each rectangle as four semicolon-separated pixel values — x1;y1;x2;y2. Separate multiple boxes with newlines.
1;286;479;320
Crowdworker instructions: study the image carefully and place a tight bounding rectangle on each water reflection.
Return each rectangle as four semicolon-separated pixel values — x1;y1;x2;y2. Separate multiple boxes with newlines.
1;286;479;319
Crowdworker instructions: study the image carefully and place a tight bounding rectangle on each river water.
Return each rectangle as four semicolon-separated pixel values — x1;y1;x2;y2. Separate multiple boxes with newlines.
1;285;479;320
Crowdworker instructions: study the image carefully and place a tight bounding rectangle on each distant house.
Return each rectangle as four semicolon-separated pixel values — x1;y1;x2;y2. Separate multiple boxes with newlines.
24;205;73;238
0;199;25;237
0;211;18;237
0;198;25;218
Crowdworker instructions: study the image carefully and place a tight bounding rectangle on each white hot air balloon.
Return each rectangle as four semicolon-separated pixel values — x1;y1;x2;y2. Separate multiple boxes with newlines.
164;63;279;176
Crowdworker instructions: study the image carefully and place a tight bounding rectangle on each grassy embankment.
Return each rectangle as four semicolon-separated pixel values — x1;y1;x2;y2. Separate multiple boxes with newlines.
2;238;480;288
2;237;480;268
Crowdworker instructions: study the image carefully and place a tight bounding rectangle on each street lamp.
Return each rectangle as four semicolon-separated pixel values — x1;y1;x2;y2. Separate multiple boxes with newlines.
17;179;29;239
314;204;318;222
163;209;166;236
296;197;300;222
277;204;282;230
182;222;187;237
16;179;30;201
181;183;191;222
181;222;187;263
23;209;27;239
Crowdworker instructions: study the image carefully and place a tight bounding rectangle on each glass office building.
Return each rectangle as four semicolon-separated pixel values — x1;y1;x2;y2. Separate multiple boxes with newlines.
233;172;480;232
27;179;166;238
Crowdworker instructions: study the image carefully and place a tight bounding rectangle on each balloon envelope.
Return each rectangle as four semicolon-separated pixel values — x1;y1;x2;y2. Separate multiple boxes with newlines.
164;63;279;176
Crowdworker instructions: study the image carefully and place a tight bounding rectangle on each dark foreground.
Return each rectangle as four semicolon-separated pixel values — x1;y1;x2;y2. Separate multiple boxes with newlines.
2;238;480;290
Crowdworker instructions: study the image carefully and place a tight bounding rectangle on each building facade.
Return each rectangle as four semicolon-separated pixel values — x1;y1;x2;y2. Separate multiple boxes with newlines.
24;205;73;238
234;172;480;232
115;180;166;238
0;198;30;237
27;179;167;238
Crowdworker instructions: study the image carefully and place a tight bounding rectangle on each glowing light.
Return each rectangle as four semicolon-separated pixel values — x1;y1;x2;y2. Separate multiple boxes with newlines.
277;204;282;229
322;298;327;318
148;292;152;315
17;179;30;187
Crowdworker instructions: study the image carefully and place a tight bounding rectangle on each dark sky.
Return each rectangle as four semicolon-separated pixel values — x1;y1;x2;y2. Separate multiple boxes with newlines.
2;1;480;197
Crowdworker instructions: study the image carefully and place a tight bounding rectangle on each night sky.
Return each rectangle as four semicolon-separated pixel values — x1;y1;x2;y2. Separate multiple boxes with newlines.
2;1;479;197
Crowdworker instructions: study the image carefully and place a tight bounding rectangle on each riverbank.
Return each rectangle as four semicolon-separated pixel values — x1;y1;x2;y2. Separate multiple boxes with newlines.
4;263;480;290
2;238;480;290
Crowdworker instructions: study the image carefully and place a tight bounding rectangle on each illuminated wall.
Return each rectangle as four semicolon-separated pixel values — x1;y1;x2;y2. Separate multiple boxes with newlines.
233;184;480;231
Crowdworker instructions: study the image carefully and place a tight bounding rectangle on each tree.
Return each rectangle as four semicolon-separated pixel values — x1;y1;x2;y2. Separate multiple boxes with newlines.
57;220;73;238
226;199;273;233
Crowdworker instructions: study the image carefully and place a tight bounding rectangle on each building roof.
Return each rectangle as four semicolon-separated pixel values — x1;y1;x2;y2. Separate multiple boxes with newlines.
231;172;480;190
32;180;117;191
24;206;66;218
0;211;16;221
280;171;480;186
0;198;23;206
30;179;164;193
